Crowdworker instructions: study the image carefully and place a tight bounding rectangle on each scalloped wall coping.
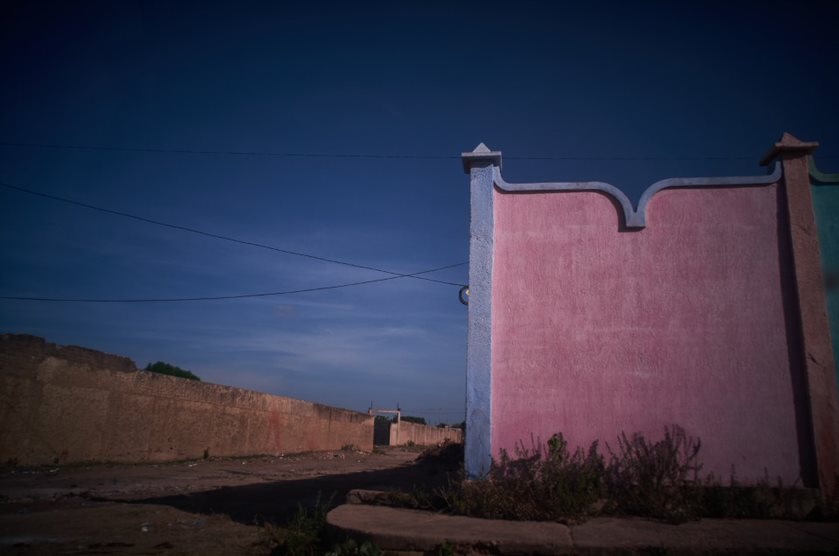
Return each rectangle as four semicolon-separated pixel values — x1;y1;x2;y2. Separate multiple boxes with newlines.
463;146;783;229
492;161;782;229
811;160;839;185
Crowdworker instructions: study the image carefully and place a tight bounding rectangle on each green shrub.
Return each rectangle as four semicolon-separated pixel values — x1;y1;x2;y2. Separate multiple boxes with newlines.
605;426;702;521
700;472;818;520
144;361;201;381
439;433;606;522
263;493;382;555
401;416;426;425
385;427;824;524
432;427;711;523
266;493;333;555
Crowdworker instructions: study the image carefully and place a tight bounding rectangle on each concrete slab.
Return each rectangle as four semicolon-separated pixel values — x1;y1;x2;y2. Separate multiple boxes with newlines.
328;504;839;554
573;517;838;553
327;504;573;554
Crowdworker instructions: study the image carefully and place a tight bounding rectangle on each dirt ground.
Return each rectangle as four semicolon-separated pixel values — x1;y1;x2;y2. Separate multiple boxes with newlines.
0;446;459;555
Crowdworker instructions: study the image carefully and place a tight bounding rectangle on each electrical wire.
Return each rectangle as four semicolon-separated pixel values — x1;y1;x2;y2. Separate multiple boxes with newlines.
0;141;457;160
0;181;467;287
6;140;834;160
0;262;465;303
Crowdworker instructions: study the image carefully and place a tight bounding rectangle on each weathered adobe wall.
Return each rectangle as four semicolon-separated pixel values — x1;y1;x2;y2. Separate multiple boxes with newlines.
388;421;462;446
0;334;374;465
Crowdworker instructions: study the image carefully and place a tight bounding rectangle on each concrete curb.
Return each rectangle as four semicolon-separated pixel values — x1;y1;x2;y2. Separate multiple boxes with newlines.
327;504;839;555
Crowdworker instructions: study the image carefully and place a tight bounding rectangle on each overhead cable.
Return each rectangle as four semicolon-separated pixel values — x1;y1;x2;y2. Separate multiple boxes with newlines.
0;181;466;287
5;140;834;161
0;262;464;303
0;141;458;160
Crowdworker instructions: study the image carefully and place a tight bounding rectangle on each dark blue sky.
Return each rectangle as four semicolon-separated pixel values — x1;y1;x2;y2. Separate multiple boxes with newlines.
2;1;838;424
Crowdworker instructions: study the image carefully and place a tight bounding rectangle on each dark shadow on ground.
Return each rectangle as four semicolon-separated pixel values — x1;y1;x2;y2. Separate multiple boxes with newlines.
122;449;461;526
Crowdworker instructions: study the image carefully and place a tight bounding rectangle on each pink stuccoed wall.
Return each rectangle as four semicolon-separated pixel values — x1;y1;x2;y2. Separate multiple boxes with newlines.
492;184;807;483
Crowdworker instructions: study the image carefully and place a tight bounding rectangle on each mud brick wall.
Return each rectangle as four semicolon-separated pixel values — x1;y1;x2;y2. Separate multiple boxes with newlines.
0;334;374;465
388;421;462;446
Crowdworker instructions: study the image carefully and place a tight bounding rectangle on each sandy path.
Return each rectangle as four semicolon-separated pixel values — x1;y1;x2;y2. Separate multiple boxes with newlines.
0;447;449;554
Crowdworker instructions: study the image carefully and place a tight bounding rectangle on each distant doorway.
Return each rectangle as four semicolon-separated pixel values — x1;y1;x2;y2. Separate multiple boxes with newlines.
373;417;391;445
368;407;401;446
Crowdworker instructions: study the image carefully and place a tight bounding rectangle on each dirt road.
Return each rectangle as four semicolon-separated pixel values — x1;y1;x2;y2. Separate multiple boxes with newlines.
0;446;458;554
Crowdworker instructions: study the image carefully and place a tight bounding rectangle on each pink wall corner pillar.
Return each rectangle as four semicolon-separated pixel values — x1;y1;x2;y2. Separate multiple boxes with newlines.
763;133;839;497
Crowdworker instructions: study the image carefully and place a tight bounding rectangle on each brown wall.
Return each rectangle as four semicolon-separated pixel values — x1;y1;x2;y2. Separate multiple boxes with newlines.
0;334;374;465
389;421;462;446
